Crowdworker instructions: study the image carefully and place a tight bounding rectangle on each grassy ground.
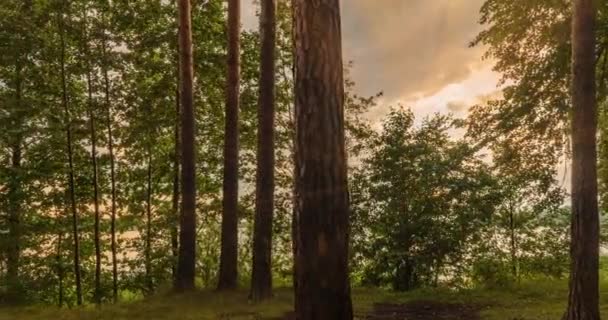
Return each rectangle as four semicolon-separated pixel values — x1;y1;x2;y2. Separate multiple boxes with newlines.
2;279;608;319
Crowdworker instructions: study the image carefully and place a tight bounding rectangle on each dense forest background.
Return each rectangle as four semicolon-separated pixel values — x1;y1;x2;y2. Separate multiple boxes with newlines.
0;0;606;310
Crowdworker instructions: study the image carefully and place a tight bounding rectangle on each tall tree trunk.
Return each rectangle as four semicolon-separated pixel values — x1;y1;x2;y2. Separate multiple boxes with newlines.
6;58;23;304
59;2;83;305
145;148;154;294
175;0;196;292
84;22;102;302
218;0;241;291
101;6;119;302
171;88;180;285
87;70;102;305
250;0;276;302
293;0;353;318
565;0;600;319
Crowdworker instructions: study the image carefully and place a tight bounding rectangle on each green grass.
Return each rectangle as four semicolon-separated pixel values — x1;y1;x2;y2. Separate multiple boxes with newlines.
2;279;608;319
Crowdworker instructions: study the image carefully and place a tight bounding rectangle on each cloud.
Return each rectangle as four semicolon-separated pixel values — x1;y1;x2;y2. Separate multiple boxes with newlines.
242;0;500;120
341;0;490;102
446;88;503;113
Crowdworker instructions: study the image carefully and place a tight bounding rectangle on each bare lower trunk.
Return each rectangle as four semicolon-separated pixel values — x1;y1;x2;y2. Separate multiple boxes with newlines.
176;0;197;292
293;0;353;318
565;0;600;319
218;0;241;291
250;0;277;302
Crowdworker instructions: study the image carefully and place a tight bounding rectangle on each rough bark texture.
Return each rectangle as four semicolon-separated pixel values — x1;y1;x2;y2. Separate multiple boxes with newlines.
59;4;83;305
176;0;196;292
293;0;353;318
218;0;241;291
250;0;277;302
565;0;600;319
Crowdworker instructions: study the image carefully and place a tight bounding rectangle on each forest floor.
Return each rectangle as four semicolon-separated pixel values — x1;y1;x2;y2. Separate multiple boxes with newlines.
2;279;608;319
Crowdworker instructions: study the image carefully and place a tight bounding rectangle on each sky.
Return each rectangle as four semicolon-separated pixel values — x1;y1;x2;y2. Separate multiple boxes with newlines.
243;0;503;125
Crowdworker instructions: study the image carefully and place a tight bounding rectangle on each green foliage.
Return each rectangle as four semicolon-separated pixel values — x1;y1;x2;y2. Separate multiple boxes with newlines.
352;108;494;289
0;0;582;308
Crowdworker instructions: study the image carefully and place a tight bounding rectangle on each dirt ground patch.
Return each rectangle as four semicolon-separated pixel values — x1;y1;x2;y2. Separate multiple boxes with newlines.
364;300;482;320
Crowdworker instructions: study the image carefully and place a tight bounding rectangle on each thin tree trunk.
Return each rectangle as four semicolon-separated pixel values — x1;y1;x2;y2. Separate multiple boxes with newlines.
250;0;276;302
6;60;23;304
145;148;154;294
59;2;83;305
7;140;22;303
293;0;353;318
508;206;517;280
101;7;119;302
175;0;196;292
84;22;102;302
56;231;64;308
565;0;600;319
88;71;102;305
171;88;180;285
218;0;241;291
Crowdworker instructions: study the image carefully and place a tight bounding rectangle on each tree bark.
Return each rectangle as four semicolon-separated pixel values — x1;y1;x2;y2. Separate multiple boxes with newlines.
176;0;196;292
250;0;277;302
565;0;600;319
59;2;83;305
293;0;353;318
218;0;241;291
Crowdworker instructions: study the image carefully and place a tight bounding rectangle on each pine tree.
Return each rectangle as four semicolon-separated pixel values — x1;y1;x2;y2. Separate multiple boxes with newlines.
218;0;241;291
565;0;600;319
175;0;196;292
293;0;353;318
251;0;277;302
